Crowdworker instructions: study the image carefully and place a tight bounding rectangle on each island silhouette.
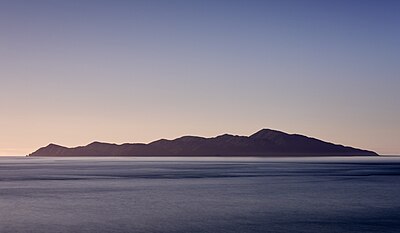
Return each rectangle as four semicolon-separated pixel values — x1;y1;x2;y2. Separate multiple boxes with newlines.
28;129;378;157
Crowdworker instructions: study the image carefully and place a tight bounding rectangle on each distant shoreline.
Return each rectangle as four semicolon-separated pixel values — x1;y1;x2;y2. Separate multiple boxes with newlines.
26;154;381;158
28;129;379;157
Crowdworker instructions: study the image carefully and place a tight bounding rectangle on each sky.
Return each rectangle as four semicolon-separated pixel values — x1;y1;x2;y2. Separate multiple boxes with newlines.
0;0;399;155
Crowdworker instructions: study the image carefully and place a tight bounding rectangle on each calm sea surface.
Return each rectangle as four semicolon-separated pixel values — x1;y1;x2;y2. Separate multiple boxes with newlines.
0;156;399;233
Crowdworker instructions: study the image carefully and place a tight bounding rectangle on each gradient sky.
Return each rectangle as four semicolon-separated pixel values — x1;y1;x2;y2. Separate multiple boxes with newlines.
1;0;399;155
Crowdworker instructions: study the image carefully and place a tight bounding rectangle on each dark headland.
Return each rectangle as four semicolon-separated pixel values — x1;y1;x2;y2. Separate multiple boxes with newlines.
28;129;378;157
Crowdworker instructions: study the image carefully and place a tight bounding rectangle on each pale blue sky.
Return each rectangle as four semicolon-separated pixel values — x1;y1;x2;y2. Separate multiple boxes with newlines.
0;0;399;155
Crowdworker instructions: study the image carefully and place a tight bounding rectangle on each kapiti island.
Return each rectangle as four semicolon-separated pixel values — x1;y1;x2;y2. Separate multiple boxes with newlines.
28;129;378;157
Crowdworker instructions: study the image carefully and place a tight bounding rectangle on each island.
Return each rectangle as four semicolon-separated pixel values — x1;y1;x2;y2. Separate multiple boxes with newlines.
28;129;378;157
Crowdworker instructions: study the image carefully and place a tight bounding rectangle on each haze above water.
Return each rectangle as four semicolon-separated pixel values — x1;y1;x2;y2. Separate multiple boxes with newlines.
1;156;399;233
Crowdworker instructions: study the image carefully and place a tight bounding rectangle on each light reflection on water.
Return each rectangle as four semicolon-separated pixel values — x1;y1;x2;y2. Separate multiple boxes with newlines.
0;156;399;233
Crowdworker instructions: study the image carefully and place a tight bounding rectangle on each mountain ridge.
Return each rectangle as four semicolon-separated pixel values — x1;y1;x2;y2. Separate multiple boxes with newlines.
28;129;378;157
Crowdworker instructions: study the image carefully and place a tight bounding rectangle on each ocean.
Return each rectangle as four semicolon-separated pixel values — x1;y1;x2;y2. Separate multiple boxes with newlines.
0;156;399;233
